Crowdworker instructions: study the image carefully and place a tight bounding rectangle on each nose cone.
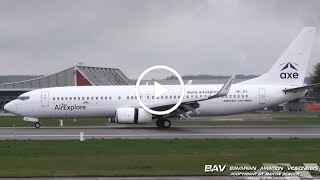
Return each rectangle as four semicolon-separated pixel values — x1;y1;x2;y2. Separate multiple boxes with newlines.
4;101;16;114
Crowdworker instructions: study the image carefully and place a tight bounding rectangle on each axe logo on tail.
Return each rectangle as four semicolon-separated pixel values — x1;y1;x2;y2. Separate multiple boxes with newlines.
280;62;299;79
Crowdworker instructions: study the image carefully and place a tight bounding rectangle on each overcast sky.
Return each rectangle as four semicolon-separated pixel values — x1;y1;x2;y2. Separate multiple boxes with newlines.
0;0;320;79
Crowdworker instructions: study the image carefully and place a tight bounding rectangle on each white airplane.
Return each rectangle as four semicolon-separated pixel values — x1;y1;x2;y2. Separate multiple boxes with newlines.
4;27;320;128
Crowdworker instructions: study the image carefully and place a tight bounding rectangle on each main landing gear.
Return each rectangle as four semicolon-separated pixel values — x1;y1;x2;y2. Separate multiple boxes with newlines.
34;122;41;128
156;119;171;129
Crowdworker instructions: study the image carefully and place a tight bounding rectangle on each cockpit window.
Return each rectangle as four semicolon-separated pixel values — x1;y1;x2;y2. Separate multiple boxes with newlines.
17;96;30;101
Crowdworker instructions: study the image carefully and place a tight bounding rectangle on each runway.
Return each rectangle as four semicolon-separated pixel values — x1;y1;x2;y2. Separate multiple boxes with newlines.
1;125;320;140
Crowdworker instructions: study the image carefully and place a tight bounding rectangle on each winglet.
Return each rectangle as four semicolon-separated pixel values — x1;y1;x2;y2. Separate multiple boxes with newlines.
186;80;192;85
208;75;235;99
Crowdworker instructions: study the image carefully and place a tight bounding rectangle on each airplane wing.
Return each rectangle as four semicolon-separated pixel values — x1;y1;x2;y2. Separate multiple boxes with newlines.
150;75;236;118
283;83;320;93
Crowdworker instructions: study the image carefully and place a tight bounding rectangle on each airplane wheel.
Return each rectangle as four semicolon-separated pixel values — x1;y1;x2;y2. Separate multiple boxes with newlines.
35;122;41;128
156;119;163;128
163;119;171;128
156;119;171;128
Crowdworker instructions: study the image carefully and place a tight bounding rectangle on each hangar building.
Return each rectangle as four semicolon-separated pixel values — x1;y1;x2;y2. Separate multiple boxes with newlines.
0;65;131;111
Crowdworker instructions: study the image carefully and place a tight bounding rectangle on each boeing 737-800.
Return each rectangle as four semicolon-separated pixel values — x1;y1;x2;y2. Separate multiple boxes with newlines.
4;27;320;128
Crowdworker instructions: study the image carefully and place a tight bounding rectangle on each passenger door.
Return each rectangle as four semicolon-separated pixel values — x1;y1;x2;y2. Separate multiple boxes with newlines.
259;88;266;105
41;91;49;107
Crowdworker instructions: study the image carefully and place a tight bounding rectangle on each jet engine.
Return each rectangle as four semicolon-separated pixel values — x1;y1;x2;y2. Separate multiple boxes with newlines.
111;108;152;124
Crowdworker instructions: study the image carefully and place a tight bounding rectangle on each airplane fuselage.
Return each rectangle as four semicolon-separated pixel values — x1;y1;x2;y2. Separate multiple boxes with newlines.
7;84;305;119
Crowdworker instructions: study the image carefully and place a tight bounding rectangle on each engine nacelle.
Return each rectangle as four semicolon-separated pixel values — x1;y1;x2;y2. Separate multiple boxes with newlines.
111;108;152;124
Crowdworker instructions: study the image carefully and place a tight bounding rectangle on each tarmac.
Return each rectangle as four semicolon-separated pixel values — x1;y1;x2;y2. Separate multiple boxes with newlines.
1;125;320;140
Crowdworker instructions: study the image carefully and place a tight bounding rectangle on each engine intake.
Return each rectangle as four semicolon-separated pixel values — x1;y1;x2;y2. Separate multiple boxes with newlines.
111;108;152;124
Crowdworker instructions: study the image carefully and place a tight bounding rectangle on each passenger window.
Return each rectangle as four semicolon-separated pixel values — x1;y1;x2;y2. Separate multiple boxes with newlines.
61;97;64;100
165;96;168;99
101;97;103;100
186;95;189;99
238;95;240;98
152;96;154;99
131;96;134;99
174;96;176;99
87;97;89;100
74;97;76;100
105;97;108;100
242;95;244;98
169;96;172;99
91;97;94;100
147;96;149;99
109;97;112;100
234;95;236;98
57;97;60;100
246;95;248;98
53;97;55;100
96;97;98;100
161;96;163;99
118;96;121;100
127;96;129;99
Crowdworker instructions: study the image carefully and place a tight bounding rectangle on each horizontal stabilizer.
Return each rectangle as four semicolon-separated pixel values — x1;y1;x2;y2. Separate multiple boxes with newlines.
283;83;320;93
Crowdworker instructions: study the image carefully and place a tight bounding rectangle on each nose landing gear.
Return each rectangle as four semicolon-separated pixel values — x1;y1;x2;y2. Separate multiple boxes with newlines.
34;122;41;128
156;119;171;128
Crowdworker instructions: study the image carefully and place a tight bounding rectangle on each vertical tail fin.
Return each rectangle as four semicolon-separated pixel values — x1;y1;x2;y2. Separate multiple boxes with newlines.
241;27;316;86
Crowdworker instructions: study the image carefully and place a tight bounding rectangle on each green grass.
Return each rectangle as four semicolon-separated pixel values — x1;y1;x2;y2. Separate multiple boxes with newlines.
0;116;108;127
0;139;319;177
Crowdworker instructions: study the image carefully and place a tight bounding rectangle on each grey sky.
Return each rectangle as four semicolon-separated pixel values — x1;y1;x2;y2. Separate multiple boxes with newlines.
0;0;320;79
